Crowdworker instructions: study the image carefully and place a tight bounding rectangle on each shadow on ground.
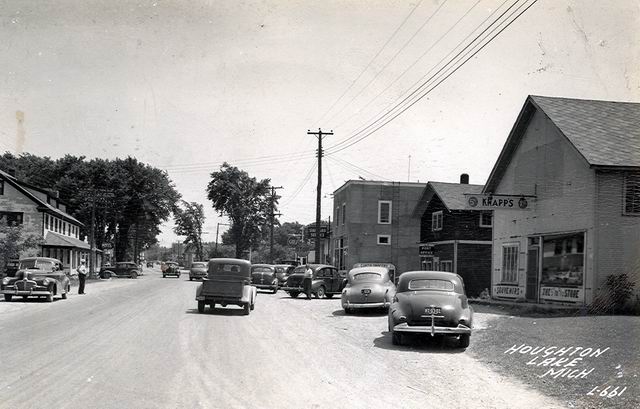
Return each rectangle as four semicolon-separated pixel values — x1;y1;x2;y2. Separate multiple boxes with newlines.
373;331;467;353
185;307;247;316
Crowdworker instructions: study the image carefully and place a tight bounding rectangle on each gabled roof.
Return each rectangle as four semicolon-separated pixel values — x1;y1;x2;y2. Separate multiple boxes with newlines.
413;181;484;217
484;95;640;193
0;169;83;226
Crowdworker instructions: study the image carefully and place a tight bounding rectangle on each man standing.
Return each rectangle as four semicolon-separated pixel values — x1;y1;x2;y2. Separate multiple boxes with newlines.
303;264;313;300
77;260;87;295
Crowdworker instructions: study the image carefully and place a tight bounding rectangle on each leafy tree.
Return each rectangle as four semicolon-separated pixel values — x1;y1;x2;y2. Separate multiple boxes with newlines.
173;200;206;261
0;220;43;271
206;163;273;258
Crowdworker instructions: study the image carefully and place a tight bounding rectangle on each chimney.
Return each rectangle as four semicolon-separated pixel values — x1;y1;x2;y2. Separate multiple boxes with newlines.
460;173;469;184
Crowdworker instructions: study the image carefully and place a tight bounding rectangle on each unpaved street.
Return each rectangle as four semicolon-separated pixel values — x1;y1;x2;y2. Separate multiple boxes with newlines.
0;268;563;409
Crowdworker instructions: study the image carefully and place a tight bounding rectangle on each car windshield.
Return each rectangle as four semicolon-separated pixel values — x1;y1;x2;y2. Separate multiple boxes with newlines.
252;266;273;273
19;260;54;270
210;263;244;274
192;263;206;268
353;272;382;281
408;279;455;291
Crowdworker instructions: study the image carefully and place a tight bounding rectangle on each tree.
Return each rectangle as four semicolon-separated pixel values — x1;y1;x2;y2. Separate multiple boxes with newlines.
173;200;206;261
206;163;273;258
0;221;43;271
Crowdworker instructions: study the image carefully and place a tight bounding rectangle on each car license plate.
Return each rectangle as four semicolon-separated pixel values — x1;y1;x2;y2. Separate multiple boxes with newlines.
361;289;371;295
425;307;441;315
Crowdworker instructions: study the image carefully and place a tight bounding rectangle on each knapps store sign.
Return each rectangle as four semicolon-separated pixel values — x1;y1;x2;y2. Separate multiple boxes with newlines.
465;193;535;210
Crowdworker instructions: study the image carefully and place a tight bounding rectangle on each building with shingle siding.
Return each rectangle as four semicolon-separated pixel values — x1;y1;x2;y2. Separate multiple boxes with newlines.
0;169;92;271
413;175;493;297
484;95;640;305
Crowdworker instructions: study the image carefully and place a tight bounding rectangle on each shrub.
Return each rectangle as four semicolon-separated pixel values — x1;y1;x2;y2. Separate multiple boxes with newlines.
591;274;636;314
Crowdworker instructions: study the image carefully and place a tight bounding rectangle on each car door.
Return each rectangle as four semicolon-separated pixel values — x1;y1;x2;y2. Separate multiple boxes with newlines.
325;268;339;292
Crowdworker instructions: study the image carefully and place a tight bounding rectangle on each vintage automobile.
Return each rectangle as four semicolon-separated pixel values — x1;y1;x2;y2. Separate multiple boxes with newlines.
146;261;154;268
162;261;181;278
388;271;473;348
341;266;396;313
250;264;279;293
1;257;71;302
189;262;208;281
195;258;256;315
100;262;141;279
281;264;346;298
274;263;296;287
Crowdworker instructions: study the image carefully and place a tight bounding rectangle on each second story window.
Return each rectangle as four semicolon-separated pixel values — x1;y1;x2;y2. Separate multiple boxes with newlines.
378;200;391;224
624;172;640;215
342;203;346;225
431;211;443;231
336;206;340;226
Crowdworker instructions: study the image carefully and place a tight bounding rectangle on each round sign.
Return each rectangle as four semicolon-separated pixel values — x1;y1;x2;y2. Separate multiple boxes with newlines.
287;237;298;246
468;196;478;207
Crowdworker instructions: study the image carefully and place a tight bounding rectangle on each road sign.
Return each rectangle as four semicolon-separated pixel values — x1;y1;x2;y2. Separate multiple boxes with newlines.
287;236;299;246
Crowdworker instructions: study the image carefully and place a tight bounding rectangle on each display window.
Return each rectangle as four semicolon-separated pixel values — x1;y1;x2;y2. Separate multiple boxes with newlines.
541;233;584;286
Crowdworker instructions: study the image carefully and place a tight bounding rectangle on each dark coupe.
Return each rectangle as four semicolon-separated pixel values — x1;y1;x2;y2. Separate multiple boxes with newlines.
281;264;345;298
195;258;256;315
189;262;207;281
250;264;278;293
388;271;473;348
1;257;71;302
341;266;396;313
100;262;141;279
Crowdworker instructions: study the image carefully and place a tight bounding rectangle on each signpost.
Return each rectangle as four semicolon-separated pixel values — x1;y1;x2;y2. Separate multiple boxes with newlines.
464;193;535;210
419;244;434;257
287;236;298;246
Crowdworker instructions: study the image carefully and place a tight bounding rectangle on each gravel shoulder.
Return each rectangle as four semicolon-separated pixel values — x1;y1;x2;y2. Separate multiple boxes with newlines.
469;304;639;409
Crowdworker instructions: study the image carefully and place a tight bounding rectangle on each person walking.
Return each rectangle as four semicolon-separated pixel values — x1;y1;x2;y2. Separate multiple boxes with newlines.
303;264;313;300
77;260;88;295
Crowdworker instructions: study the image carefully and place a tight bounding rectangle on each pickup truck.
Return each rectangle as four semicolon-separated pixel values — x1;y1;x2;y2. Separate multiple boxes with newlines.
195;258;256;315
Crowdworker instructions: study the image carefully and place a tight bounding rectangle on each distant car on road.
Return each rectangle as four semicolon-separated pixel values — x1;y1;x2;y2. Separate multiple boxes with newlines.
341;266;396;313
250;264;278;293
162;261;181;278
388;271;473;348
146;261;154;268
100;262;141;279
195;258;256;315
189;262;207;281
1;257;71;302
281;264;346;299
274;264;296;287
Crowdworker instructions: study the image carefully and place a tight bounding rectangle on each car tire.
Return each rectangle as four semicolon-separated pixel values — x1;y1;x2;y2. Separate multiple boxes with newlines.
103;271;111;279
130;271;138;279
3;294;12;302
459;334;470;348
243;303;250;315
272;287;277;294
250;302;255;311
45;292;53;303
325;293;334;299
61;291;67;300
392;331;402;346
163;274;166;278
189;277;193;281
316;286;326;299
344;307;352;314
197;300;205;313
289;291;299;298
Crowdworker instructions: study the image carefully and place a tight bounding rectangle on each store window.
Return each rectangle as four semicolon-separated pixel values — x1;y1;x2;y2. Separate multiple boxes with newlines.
378;201;391;224
541;233;584;286
377;234;390;245
440;260;453;272
431;211;443;231
479;212;492;227
334;236;348;270
501;244;519;283
624;172;640;215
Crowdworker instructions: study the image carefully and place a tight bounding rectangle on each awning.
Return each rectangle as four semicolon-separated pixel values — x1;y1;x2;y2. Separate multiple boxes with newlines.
43;232;91;250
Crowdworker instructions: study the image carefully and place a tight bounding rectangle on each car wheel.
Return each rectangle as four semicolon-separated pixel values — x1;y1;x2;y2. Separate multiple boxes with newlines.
289;291;299;298
3;294;12;302
344;307;352;314
61;291;68;300
250;302;255;311
459;334;470;348
392;331;402;346
130;271;138;279
316;286;326;299
45;292;53;303
163;274;166;278
197;300;205;313
103;271;111;279
325;293;334;299
189;277;193;281
272;287;278;294
243;303;250;315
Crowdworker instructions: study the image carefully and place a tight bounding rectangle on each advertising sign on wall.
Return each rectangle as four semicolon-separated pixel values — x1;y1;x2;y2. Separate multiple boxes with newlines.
540;286;584;303
465;194;534;210
493;285;523;298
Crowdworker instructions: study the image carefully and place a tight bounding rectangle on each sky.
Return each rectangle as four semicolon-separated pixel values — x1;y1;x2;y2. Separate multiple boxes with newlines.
0;0;638;246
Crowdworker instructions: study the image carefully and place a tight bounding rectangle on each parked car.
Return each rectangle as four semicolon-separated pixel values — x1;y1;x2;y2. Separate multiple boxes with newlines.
162;261;181;278
146;261;154;268
100;262;141;279
195;258;256;315
341;266;396;313
250;264;278;293
189;262;208;281
281;264;346;298
388;271;473;348
274;264;296;287
1;257;71;302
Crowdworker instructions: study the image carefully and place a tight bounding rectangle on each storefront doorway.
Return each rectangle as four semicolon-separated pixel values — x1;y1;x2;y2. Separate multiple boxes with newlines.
526;239;539;301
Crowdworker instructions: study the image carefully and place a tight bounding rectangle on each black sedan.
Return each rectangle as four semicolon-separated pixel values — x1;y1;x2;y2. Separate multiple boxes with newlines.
388;271;473;348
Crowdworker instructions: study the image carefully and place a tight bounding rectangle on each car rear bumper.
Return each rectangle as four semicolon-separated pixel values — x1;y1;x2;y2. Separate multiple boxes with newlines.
392;322;471;336
343;300;390;309
280;286;303;292
254;284;277;290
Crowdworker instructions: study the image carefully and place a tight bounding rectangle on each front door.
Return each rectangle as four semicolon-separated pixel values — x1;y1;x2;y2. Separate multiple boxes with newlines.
526;246;539;301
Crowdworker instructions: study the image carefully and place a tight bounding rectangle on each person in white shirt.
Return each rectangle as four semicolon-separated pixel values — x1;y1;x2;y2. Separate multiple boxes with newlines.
77;260;88;295
303;265;313;300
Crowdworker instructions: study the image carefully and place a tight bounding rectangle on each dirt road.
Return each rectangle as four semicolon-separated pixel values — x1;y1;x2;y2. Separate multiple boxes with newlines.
0;269;563;409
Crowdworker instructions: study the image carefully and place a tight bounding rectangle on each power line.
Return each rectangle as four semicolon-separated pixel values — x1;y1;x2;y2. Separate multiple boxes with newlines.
325;0;449;127
313;0;425;127
327;155;390;181
326;0;537;155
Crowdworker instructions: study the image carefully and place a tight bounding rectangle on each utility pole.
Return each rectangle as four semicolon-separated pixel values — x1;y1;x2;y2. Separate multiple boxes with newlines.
269;186;283;264
307;128;333;263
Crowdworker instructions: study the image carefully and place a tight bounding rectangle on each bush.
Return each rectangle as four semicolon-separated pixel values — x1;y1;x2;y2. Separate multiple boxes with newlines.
591;274;636;314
